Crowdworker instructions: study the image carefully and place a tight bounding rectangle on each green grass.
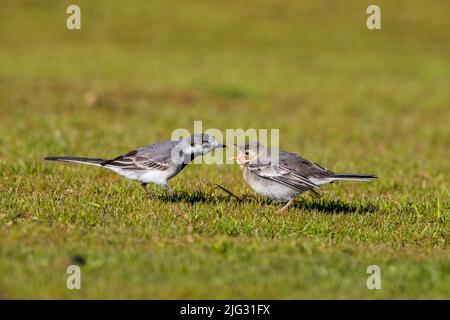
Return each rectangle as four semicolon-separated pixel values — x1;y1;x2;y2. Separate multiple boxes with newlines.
0;0;449;299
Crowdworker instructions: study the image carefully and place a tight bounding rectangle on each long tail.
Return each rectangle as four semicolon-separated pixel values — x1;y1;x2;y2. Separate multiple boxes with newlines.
332;173;377;182
44;156;105;166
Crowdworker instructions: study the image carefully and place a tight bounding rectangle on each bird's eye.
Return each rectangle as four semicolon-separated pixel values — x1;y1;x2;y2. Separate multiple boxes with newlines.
245;151;249;156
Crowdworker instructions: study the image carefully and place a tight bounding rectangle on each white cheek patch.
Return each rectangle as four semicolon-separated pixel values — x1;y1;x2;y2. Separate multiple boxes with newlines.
185;145;204;155
184;146;194;154
196;145;204;154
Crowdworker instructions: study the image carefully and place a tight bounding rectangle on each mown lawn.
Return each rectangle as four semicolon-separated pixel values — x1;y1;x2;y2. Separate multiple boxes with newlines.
0;0;448;299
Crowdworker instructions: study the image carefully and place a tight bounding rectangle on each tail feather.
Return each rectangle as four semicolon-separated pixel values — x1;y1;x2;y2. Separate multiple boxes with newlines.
44;156;105;166
332;173;377;181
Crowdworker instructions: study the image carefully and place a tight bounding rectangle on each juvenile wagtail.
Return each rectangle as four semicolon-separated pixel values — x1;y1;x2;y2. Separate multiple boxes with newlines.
45;134;225;198
232;142;377;212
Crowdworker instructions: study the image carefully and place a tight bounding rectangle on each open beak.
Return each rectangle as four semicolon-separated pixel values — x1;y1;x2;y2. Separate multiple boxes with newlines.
228;144;238;159
228;150;239;161
228;145;245;161
228;153;249;163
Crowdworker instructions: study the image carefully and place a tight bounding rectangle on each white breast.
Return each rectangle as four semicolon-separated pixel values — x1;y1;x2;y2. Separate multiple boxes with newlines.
107;166;179;186
244;168;302;203
139;170;176;185
252;181;299;203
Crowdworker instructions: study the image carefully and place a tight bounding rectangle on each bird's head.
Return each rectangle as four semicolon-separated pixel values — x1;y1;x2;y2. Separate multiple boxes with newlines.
231;141;270;166
181;133;226;157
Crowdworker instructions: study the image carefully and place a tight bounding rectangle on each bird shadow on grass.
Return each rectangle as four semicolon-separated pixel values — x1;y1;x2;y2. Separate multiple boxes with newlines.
290;199;378;215
155;189;232;205
154;188;262;205
156;189;377;215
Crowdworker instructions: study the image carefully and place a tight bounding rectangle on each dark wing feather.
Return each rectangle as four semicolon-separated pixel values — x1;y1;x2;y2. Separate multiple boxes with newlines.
247;163;319;191
279;151;335;180
308;189;321;199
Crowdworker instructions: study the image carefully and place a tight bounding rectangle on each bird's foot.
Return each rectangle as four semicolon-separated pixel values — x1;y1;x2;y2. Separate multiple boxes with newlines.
277;198;295;213
141;183;156;200
164;185;176;201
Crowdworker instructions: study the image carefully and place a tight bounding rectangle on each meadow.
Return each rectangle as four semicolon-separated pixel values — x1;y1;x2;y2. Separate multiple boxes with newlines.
0;0;448;299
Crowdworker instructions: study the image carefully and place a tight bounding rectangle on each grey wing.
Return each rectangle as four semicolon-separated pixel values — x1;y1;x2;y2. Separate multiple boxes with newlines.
101;140;178;171
247;162;319;192
279;151;335;180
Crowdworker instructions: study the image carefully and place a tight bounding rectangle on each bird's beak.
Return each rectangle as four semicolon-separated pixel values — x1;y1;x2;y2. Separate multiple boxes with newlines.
217;144;227;148
228;152;245;161
228;145;242;161
228;144;238;157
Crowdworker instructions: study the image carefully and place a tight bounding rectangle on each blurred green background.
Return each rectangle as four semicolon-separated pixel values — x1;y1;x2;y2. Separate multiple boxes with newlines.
0;0;448;299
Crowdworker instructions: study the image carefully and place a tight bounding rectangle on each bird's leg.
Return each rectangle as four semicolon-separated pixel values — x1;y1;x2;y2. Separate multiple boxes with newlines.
141;183;154;199
215;184;239;200
163;184;175;200
278;198;295;213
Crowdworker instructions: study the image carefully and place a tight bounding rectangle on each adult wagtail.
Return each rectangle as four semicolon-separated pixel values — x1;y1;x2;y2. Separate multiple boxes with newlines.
232;142;377;212
45;134;225;198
